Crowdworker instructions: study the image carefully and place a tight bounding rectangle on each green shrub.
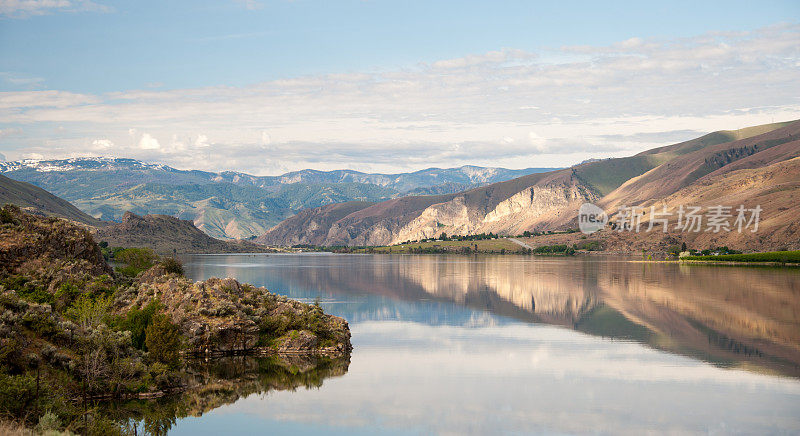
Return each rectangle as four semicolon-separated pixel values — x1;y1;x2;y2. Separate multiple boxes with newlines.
145;314;181;369
683;250;800;263
118;300;163;350
0;372;36;418
0;205;18;224
3;275;53;305
53;282;82;312
37;410;61;433
67;294;112;329
161;257;184;276
532;244;570;254
115;248;159;277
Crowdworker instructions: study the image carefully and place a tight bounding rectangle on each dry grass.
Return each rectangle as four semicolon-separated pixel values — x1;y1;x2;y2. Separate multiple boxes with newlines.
368;238;523;253
0;419;35;436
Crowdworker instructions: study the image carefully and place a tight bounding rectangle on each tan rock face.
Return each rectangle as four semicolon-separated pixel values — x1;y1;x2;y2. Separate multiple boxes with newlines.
394;196;478;244
483;184;598;231
390;183;597;245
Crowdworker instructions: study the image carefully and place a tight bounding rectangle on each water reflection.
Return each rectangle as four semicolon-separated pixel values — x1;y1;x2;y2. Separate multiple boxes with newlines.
185;254;800;378
166;254;800;434
171;321;800;435
103;354;349;435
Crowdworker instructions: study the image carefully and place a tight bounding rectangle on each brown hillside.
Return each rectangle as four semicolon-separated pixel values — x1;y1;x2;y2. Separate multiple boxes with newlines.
257;201;374;246
529;156;800;253
257;119;800;249
95;211;271;255
600;120;800;211
0;174;103;226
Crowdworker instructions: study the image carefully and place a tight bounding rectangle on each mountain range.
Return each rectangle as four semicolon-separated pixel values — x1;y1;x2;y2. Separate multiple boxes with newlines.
258;119;800;251
0;174;268;255
0;159;555;239
2;119;798;253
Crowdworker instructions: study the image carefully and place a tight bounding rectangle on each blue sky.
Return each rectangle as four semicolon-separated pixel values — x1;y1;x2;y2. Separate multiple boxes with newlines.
1;0;799;174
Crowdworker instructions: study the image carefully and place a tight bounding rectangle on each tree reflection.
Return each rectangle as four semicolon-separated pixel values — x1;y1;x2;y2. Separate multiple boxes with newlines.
101;354;350;435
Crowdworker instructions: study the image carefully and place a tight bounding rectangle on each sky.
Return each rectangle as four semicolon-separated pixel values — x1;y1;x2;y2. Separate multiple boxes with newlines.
0;0;799;175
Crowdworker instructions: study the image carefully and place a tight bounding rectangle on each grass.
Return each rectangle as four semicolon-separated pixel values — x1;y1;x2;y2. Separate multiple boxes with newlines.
365;238;524;254
682;250;800;263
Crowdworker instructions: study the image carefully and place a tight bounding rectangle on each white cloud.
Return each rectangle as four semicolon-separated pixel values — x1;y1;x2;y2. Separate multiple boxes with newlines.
0;90;98;110
260;131;271;146
138;133;161;150
91;138;113;149
0;0;110;17
1;24;799;174
0;72;45;88
528;132;547;153
194;134;210;148
0;127;23;138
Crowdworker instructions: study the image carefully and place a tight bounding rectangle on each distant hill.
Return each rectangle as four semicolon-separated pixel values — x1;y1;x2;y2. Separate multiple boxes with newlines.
1;158;556;239
258;119;800;251
93;211;271;255
0;174;103;226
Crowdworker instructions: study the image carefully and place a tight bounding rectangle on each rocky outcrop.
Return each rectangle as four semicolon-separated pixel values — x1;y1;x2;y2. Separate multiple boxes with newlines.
392;183;598;245
0;204;112;281
259;174;597;247
119;272;352;357
0;208;352;434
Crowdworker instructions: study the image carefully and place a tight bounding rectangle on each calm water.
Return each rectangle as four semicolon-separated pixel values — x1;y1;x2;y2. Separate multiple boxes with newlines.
164;253;800;435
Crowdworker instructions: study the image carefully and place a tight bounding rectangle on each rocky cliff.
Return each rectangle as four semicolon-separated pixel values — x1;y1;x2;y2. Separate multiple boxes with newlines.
117;273;352;357
259;170;599;246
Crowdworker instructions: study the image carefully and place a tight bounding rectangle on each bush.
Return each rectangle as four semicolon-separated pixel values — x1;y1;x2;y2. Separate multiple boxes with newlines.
532;244;570;254
3;276;53;305
53;282;82;312
683;250;800;263
145;314;181;369
161;257;184;276
0;205;18;224
118;300;163;350
37;410;61;433
0;372;36;419
67;294;112;329
115;248;159;277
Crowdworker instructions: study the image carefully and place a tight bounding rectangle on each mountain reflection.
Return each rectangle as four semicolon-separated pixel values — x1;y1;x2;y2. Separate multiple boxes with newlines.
102;354;350;435
188;254;800;377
